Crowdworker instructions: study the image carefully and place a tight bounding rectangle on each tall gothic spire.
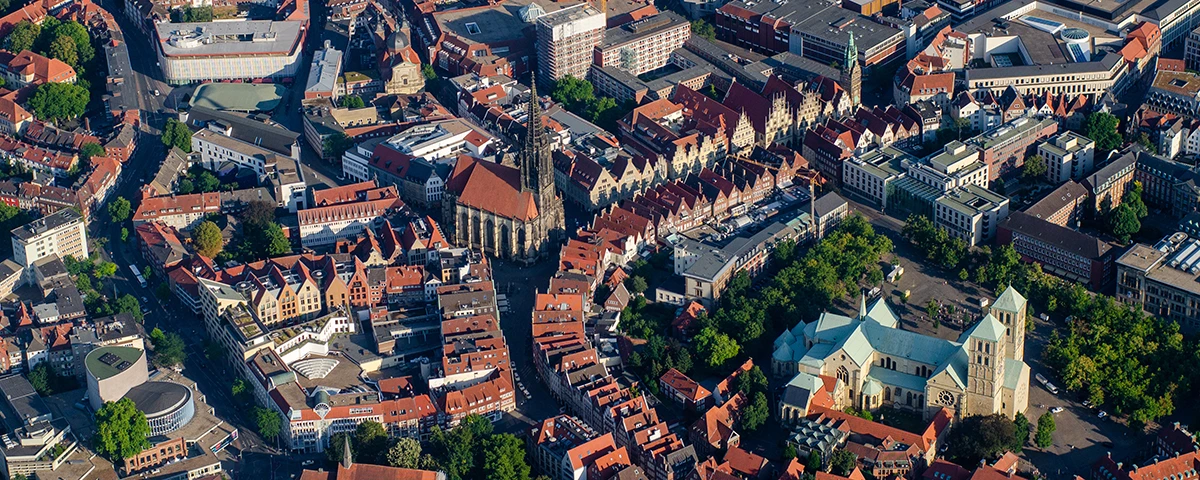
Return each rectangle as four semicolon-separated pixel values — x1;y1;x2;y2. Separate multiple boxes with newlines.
341;434;353;469
519;78;554;200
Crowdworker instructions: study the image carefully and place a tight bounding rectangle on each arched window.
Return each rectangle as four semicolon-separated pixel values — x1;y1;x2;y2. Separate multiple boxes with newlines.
884;387;891;401
836;366;850;385
471;216;481;247
500;223;511;258
518;226;527;254
484;219;496;252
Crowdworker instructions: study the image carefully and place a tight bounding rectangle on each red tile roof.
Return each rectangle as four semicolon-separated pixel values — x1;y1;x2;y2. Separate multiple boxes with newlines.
445;155;539;221
659;368;709;402
724;446;768;477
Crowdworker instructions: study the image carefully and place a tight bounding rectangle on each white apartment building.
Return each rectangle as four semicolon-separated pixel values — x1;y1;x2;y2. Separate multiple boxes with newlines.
193;127;280;176
910;141;990;193
594;12;691;76
842;146;914;210
935;184;1010;247
297;196;403;247
387;119;487;162
11;209;87;284
155;21;305;84
341;142;373;183
536;5;606;84
1038;131;1095;184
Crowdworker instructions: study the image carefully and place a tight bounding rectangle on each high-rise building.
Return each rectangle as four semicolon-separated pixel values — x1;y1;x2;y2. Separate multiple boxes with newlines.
536;4;606;84
10;209;87;284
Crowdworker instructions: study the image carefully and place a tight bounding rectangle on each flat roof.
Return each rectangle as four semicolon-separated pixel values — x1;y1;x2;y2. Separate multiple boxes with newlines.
600;11;687;49
85;346;145;380
11;208;82;241
190;83;287;113
305;46;342;95
156;21;304;57
720;0;902;52
435;0;577;46
1153;69;1200;97
937;184;1007;217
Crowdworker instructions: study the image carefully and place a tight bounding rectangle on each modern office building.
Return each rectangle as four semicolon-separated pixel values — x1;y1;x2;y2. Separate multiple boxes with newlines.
1117;233;1200;333
535;4;606;84
155;21;305;84
1038;132;1095;184
998;211;1115;290
10;209;87;284
935;184;1010;247
84;346;149;411
594;12;690;77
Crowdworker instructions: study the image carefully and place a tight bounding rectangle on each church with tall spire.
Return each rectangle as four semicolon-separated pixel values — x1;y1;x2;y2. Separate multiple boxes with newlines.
441;80;566;264
839;33;862;106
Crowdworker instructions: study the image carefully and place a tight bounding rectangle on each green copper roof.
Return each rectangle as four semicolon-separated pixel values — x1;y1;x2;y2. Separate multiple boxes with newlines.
965;314;1006;343
85;346;144;380
992;286;1027;314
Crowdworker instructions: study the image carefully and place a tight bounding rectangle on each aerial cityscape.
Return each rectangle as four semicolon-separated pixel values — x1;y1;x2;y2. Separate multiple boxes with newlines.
0;0;1193;477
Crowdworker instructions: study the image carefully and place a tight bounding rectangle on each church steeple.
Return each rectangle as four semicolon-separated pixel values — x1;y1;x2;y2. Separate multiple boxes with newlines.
341;434;353;469
519;79;556;206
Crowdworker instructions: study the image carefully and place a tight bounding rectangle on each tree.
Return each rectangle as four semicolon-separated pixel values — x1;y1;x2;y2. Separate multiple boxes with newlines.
231;378;247;400
149;328;187;368
53;21;93;64
1137;132;1157;153
177;179;194;194
549;75;594;112
5;21;39;53
120;227;129;242
422;64;438;81
80;143;105;162
695;327;739;368
161;119;192;152
350;421;389;464
254;406;281;440
925;299;939;320
388;438;423;468
259;222;292;256
1085;112;1123;153
782;445;798;460
193;220;223;258
482;433;531;480
94;398;150;460
625;275;648;295
1023;154;1047;179
944;414;1017;467
116;294;142;320
195;171;220;193
806;451;823;472
27;362;52;395
1012;412;1029;453
1108;204;1140;243
735;366;768;397
690;19;715;40
94;261;117;278
108;197;131;223
47;35;77;67
1036;412;1056;448
339;95;366;108
585;96;617;124
829;450;858;476
740;391;769;431
324;132;355;159
1123;181;1148;219
28;82;88;124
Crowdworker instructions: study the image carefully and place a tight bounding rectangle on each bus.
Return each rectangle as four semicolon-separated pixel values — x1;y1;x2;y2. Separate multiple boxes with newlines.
129;265;147;288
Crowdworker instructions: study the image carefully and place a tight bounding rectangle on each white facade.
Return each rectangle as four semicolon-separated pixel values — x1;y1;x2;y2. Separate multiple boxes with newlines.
1037;131;1095;184
11;210;88;284
193;127;277;176
155;21;305;84
935;185;1010;247
342;144;372;182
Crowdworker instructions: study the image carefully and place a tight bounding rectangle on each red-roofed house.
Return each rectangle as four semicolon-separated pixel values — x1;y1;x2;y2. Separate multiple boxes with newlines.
659;368;711;410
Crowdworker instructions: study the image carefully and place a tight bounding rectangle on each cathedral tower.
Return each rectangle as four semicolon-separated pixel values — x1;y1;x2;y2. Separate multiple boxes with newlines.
840;33;862;106
989;286;1028;361
965;315;1007;416
520;80;557;209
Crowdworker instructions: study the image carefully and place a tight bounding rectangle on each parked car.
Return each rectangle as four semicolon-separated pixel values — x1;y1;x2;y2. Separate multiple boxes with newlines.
1098;411;1108;419
1082;400;1092;408
1050;406;1064;413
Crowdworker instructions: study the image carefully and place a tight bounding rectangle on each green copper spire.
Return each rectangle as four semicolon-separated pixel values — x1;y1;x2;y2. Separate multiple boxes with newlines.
845;32;857;71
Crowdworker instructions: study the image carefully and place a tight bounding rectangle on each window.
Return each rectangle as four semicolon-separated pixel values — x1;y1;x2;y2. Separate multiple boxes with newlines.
465;22;481;35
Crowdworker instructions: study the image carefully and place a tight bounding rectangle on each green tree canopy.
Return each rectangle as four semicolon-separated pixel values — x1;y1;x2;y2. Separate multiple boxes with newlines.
324;132;355;159
255;406;281;440
388;437;423;468
695;327;739;368
149;328;187;368
1108;203;1141;243
1012;412;1029;453
161;119;192;152
115;294;142;320
52;21;93;64
690;19;715;40
28;82;88;124
94;398;150;460
1023;154;1047;179
829;450;858;476
944;415;1017;467
1085;112;1123;153
4;21;39;53
47;33;77;67
108;197;131;223
739;391;769;431
192;220;223;258
339;95;366;108
195;170;220;193
482;433;531;480
1035;412;1056;448
80;142;105;162
94;261;117;278
625;275;648;295
549;75;594;112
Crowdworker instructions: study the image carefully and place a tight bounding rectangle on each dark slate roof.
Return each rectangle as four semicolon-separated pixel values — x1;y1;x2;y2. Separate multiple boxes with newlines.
184;106;299;157
1001;211;1112;260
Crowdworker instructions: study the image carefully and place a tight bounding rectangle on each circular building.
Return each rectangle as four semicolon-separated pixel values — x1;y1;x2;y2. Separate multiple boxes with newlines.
126;381;195;437
85;346;148;411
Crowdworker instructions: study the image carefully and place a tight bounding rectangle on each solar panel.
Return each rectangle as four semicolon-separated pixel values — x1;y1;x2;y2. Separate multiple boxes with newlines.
99;352;120;366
